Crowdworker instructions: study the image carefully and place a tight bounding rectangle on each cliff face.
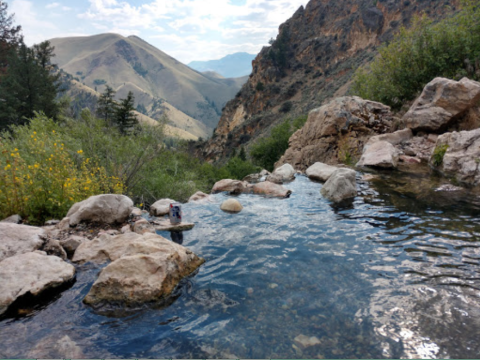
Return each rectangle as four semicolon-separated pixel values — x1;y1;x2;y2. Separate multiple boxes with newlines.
201;0;457;163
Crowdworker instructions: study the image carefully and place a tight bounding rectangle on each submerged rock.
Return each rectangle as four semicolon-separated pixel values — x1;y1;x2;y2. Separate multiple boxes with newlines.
320;168;357;202
188;191;211;202
247;181;292;198
0;252;75;316
67;194;134;226
212;179;248;194
27;335;85;359
306;162;338;182
150;198;176;217
404;77;480;132
0;223;45;262
356;140;399;168
221;199;243;213
294;334;322;349
433;128;480;185
83;237;204;307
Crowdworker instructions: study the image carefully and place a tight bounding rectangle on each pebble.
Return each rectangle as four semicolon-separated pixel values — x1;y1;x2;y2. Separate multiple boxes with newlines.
269;283;278;289
247;288;254;295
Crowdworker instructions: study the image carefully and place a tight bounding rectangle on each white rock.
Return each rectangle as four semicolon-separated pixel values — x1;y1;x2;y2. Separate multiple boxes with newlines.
60;235;88;255
1;214;22;224
0;223;45;262
212;179;248;194
320;168;357;203
306;162;338;182
150;198;176;217
133;219;156;234
0;252;75;315
356;140;399;168
294;334;321;349
131;207;143;217
272;163;295;181
43;239;67;260
67;194;134;226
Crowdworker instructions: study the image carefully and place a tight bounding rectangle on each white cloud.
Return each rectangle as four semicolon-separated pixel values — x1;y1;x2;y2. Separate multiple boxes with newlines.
46;2;60;9
12;0;57;45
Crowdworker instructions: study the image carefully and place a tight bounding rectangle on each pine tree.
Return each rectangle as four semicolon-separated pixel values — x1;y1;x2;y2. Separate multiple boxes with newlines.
115;91;138;135
0;1;22;74
97;85;117;126
239;146;247;161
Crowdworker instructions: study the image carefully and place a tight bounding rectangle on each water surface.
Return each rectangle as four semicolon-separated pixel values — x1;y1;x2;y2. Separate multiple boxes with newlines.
2;171;480;359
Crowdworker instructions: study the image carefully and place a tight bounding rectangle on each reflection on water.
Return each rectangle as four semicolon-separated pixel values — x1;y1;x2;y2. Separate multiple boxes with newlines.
2;170;480;358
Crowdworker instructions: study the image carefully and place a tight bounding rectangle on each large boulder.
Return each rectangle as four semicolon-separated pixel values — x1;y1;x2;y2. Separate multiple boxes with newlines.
404;77;480;132
268;164;295;183
220;199;243;213
306;163;338;182
0;252;75;315
276;96;393;171
246;181;292;198
432;128;480;185
320;168;357;203
83;235;204;307
356;140;399;168
0;223;45;262
150;199;176;217
212;179;248;194
67;194;134;226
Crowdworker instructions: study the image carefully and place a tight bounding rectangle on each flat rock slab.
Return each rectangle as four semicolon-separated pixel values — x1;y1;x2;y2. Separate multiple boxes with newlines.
306;162;338;182
357;140;399;168
0;252;75;316
0;223;45;262
152;220;195;232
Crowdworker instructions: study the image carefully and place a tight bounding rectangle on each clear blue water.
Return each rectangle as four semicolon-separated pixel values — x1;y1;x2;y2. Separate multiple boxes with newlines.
2;172;480;358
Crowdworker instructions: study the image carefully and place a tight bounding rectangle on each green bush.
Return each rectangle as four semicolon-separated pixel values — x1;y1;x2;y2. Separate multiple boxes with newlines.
432;144;449;167
250;115;307;171
352;0;480;108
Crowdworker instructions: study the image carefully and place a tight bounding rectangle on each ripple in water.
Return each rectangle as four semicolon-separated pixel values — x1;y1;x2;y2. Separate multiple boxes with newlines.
2;172;480;358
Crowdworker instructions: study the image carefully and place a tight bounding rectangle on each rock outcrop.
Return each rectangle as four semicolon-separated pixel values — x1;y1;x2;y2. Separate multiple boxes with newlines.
432;128;480;185
0;223;45;262
306;163;338;182
200;0;455;163
220;199;243;213
67;194;134;226
150;199;176;217
277;97;394;171
404;77;480;132
0;252;75;315
356;140;399;168
320;168;357;203
82;234;204;307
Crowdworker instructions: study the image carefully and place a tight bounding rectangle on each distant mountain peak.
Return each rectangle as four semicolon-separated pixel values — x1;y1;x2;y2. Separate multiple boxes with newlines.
188;52;256;78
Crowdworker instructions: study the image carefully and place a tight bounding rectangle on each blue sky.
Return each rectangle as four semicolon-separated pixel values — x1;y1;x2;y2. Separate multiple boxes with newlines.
10;0;309;64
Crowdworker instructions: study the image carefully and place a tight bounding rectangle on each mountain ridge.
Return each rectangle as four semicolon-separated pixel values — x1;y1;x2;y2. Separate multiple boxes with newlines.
188;52;257;78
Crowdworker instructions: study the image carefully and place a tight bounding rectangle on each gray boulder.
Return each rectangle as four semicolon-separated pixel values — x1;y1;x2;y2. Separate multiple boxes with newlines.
432;128;480;185
404;77;480;132
320;168;357;202
150;199;176;217
43;239;67;260
1;214;22;224
0;223;45;262
306;163;338;182
0;252;75;315
268;163;295;183
67;194;134;226
356;140;399;168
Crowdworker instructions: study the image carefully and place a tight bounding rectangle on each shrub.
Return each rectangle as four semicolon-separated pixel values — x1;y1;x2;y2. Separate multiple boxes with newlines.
352;0;480;108
0;114;123;224
250;114;307;171
256;81;265;91
280;101;293;113
432;144;449;167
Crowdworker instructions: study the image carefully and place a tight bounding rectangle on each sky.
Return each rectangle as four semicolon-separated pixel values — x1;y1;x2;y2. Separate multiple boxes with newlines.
10;0;310;64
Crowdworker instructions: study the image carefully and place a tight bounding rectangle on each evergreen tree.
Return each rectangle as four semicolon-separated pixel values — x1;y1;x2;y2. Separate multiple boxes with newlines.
239;146;247;161
97;85;117;126
115;91;138;135
0;40;60;129
0;1;22;74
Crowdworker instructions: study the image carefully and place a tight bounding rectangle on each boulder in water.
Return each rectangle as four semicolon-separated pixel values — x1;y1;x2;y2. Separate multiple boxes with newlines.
150;198;176;217
189;191;211;202
212;179;248;194
356;140;399;168
220;199;243;213
306;163;338;182
83;236;204;307
0;223;45;262
247;181;292;198
268;163;295;183
320;168;357;202
0;252;75;316
67;194;134;226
